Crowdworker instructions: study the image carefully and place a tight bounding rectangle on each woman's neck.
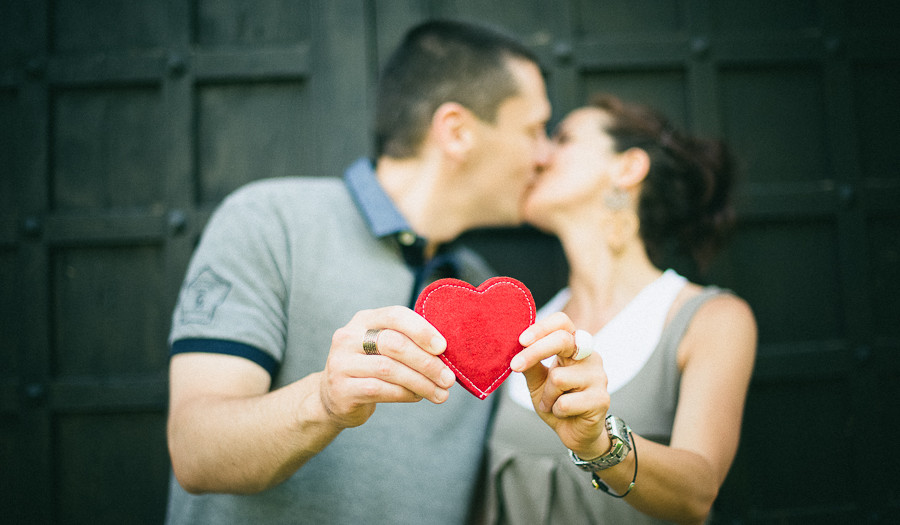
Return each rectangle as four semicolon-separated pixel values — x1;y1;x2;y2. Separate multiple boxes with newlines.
557;224;662;332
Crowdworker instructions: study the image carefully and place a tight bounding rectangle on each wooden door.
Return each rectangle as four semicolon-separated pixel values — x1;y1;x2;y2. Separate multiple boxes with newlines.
2;1;898;523
2;1;369;523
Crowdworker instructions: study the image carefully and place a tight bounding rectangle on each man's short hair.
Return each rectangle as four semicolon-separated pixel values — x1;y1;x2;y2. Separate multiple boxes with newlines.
375;19;541;158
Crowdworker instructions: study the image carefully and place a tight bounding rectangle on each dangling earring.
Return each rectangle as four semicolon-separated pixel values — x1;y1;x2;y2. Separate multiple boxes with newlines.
604;186;630;211
603;187;636;256
607;211;638;255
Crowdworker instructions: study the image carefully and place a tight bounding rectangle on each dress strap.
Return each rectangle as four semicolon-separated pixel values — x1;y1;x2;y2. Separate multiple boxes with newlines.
657;286;728;362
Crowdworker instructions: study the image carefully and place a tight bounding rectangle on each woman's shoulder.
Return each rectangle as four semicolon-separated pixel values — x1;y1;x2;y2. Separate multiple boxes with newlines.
673;282;757;369
671;281;753;320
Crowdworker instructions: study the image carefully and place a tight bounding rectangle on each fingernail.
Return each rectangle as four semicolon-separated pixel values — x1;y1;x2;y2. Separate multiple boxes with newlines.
538;400;547;412
440;368;456;387
432;335;447;353
510;354;524;372
519;331;534;346
434;388;449;403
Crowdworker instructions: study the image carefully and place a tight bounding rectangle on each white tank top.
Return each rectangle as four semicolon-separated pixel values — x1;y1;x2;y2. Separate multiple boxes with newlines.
509;269;687;409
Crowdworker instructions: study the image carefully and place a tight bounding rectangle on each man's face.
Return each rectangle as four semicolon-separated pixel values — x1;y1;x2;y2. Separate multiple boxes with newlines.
466;58;551;227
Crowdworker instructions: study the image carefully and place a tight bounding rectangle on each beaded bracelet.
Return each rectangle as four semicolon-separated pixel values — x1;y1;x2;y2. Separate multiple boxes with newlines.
591;427;637;498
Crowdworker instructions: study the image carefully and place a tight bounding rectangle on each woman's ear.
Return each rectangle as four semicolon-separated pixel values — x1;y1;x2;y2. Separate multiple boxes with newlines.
614;147;651;189
430;102;475;160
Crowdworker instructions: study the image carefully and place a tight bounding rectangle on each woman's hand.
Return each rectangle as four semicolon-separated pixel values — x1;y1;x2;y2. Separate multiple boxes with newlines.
510;312;613;459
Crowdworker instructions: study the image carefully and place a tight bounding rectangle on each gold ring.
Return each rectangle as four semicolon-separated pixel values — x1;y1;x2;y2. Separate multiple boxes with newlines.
363;329;382;355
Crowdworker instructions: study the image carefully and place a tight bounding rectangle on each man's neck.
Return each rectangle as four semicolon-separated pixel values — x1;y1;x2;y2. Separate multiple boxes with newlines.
376;155;466;247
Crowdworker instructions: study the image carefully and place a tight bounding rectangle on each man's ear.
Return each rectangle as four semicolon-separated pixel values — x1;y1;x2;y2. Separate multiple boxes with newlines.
431;102;476;160
614;147;651;189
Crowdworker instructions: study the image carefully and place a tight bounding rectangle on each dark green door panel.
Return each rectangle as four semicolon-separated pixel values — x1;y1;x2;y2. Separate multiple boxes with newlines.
2;1;897;522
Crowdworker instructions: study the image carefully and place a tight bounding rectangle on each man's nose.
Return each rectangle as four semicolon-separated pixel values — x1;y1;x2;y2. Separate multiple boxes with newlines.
534;133;552;168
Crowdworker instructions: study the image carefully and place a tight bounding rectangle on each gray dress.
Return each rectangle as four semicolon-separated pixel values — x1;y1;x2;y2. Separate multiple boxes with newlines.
482;287;725;525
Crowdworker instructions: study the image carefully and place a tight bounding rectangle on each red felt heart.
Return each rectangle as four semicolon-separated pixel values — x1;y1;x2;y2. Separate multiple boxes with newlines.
415;277;536;400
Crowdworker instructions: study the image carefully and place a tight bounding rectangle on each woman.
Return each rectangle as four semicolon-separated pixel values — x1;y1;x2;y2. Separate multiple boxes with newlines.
483;94;757;524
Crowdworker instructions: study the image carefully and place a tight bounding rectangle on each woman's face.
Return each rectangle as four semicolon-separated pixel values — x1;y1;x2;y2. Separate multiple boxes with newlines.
523;107;619;229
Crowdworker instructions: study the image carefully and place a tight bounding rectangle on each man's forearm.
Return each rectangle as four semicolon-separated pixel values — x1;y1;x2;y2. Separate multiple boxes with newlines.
168;372;341;494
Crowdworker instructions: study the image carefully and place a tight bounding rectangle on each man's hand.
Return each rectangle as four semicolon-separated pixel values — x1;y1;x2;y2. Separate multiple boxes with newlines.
319;305;457;429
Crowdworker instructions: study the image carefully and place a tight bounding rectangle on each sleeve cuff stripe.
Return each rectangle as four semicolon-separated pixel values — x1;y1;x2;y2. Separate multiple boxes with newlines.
170;338;279;379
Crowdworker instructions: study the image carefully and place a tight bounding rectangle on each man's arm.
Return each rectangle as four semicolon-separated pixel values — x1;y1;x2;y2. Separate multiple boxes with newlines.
167;306;455;494
168;353;333;494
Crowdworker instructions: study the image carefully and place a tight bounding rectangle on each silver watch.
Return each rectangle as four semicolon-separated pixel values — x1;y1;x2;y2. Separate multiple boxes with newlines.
569;414;632;472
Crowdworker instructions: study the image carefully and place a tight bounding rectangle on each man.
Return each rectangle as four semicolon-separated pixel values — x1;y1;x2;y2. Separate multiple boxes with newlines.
165;19;551;524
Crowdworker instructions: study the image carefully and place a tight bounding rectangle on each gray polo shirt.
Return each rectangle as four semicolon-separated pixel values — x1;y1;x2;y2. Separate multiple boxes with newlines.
166;159;496;524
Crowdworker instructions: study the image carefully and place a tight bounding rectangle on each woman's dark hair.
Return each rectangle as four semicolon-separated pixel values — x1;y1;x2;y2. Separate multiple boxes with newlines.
375;19;540;158
591;93;737;272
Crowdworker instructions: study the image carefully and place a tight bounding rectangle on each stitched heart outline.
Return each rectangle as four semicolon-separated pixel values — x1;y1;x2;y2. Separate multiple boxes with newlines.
415;277;536;399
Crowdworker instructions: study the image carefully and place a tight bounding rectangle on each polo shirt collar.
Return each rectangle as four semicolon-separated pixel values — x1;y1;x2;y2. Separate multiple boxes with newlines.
344;157;418;245
343;158;462;306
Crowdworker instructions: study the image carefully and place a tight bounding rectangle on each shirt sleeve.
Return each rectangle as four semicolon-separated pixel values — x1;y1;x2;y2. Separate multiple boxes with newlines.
168;184;290;377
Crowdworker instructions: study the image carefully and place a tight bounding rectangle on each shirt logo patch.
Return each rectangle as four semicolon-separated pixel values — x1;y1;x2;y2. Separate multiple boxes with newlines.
179;267;232;325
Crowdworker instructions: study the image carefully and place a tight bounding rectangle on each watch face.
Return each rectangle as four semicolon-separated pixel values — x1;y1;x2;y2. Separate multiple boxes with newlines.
606;415;629;444
569;415;632;472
